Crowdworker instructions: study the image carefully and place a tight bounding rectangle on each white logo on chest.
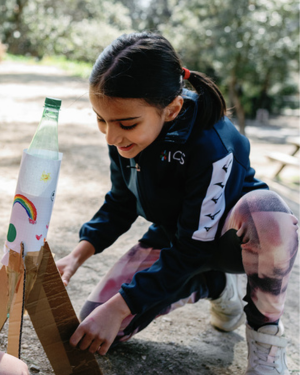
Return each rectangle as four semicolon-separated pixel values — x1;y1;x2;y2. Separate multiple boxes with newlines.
161;150;185;165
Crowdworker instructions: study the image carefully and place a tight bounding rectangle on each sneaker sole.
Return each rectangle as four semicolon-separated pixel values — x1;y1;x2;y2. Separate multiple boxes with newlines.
210;274;246;332
211;310;246;332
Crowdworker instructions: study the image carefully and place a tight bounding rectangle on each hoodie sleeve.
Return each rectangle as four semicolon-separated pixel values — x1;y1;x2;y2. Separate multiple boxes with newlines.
79;146;138;253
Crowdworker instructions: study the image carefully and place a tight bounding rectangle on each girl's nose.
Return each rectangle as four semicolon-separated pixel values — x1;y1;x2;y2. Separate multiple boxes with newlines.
105;125;122;145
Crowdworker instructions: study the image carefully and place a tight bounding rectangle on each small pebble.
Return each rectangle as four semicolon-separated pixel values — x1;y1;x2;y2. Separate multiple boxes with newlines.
29;364;40;373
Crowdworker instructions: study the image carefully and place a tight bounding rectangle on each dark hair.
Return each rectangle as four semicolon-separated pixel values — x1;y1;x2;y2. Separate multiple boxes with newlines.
90;32;226;129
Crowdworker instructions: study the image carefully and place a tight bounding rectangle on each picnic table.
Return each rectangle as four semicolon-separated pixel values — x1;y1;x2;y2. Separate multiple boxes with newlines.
267;137;300;178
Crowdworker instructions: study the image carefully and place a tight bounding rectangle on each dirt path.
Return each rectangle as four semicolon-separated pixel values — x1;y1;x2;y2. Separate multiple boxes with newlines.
0;61;299;375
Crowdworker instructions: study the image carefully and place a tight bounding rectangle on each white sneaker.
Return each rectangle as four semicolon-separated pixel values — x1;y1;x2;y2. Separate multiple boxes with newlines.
209;273;245;332
245;321;290;374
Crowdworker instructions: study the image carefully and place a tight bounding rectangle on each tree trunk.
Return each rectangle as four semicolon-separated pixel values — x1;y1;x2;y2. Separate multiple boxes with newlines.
3;0;29;52
229;75;246;135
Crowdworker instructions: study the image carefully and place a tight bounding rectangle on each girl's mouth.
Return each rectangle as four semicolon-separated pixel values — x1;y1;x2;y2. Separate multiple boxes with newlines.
117;144;135;151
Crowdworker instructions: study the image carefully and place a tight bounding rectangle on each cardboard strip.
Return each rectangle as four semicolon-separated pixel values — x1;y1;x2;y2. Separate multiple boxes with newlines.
28;283;74;374
24;250;41;303
7;271;24;357
0;265;9;331
6;244;25;357
26;242;103;375
6;248;24;314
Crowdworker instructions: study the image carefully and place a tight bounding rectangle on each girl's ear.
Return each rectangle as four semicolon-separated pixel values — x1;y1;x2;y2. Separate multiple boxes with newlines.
164;96;184;122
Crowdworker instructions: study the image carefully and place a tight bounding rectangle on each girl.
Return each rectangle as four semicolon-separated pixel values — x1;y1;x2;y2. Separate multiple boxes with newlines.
56;32;298;375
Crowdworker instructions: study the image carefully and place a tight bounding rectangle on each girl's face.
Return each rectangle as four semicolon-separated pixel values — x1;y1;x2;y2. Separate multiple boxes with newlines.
89;91;183;159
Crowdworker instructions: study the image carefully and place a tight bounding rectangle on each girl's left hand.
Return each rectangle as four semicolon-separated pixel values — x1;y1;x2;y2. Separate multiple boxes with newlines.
70;293;131;355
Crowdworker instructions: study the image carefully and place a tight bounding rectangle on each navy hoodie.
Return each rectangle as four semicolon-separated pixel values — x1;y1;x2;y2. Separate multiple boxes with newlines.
79;89;268;315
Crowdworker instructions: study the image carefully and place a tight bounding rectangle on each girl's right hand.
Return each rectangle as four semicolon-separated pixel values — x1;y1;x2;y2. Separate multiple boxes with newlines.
56;240;95;286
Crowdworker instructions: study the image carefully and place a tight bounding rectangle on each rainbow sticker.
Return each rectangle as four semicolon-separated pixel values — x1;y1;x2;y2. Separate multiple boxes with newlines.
13;194;37;224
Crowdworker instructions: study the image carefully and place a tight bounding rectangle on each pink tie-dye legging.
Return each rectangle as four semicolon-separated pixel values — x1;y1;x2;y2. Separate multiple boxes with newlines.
80;190;298;343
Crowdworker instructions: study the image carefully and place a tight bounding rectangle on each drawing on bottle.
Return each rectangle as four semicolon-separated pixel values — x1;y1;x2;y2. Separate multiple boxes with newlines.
40;171;51;182
13;194;37;224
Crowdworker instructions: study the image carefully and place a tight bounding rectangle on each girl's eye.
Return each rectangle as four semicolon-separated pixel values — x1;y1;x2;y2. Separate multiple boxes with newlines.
120;123;137;130
97;117;105;123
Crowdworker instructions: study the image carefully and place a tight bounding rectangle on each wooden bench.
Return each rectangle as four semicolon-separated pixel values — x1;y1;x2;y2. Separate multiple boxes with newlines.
266;137;300;178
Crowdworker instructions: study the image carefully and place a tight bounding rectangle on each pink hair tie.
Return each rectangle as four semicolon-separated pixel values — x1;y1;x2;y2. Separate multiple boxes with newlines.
182;67;191;80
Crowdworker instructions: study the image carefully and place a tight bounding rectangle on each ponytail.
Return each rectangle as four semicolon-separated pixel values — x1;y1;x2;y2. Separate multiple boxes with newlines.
185;71;227;130
90;32;226;130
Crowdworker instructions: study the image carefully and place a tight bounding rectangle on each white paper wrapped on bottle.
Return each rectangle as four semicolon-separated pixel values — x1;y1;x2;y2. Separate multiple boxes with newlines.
1;149;63;265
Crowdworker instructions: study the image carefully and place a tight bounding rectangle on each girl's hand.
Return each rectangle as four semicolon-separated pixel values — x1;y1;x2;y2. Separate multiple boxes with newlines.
70;293;131;355
56;240;95;286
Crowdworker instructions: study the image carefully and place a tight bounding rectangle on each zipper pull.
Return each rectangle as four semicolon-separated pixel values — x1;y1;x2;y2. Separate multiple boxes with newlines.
126;163;141;172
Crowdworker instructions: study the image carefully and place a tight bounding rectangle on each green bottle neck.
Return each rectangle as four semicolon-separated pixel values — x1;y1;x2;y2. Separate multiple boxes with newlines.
42;106;60;120
27;104;60;160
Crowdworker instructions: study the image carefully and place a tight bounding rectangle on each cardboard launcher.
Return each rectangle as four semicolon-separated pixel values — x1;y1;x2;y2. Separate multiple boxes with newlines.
0;241;103;374
0;150;103;373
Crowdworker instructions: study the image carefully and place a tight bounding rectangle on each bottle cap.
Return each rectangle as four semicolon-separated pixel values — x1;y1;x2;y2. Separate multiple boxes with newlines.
45;97;62;109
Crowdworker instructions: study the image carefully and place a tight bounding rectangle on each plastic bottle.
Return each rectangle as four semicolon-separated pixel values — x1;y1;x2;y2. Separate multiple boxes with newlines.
27;97;61;160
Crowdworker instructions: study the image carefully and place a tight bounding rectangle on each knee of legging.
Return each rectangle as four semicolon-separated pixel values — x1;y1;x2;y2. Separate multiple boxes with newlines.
234;190;298;249
238;190;293;216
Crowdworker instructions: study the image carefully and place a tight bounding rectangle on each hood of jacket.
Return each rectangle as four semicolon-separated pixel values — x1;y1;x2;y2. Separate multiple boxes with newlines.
163;88;199;144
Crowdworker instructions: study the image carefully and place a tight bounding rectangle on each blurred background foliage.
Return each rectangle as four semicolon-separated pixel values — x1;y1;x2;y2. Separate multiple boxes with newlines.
0;0;299;133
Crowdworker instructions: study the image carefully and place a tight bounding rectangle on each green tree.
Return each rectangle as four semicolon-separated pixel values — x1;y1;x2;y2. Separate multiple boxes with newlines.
158;0;299;134
0;0;133;62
